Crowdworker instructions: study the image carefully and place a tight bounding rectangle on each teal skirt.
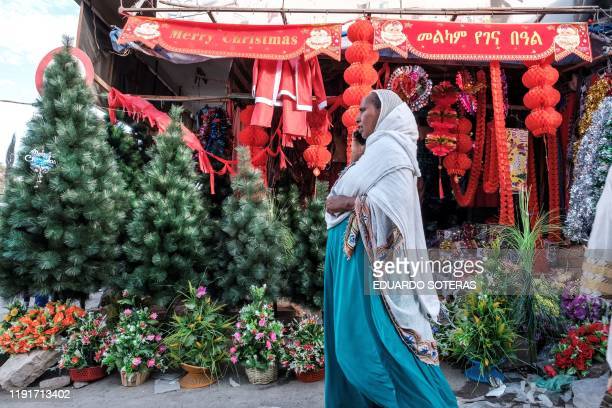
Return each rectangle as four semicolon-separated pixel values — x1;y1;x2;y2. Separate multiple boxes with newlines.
324;218;457;408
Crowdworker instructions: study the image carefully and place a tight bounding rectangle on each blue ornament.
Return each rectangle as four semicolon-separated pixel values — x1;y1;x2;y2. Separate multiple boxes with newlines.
24;148;56;187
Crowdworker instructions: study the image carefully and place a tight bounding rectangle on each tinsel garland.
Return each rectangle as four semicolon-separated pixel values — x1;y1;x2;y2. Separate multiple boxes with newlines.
451;70;487;207
594;117;612;194
490;61;514;226
565;97;612;242
577;78;611;137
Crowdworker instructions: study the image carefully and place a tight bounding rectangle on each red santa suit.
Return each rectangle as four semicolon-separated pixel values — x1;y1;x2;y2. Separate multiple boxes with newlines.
251;56;327;140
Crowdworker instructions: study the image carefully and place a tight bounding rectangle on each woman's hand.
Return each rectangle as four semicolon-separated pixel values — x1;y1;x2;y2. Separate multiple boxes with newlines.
326;195;356;215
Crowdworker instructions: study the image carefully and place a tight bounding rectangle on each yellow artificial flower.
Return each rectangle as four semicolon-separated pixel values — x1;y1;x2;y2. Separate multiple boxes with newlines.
9;308;18;317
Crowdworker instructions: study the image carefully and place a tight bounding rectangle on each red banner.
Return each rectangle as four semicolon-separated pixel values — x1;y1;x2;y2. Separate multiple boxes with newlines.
118;16;342;61
372;19;592;62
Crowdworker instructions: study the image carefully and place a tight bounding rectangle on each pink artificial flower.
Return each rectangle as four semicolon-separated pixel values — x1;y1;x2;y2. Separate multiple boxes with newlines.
233;332;242;341
229;346;237;354
236;322;241;329
269;332;277;342
155;334;162;342
123;308;132;316
230;356;238;364
150;312;158;320
255;332;264;340
196;286;207;298
266;340;272;350
139;322;146;329
132;357;142;367
147;359;156;368
159;345;167;353
258;318;266;327
122;290;129;298
82;336;91;345
146;334;155;341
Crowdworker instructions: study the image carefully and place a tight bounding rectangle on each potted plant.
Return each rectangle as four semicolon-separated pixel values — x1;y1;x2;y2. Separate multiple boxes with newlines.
449;292;517;385
164;283;234;389
102;294;167;387
281;315;324;382
229;285;284;384
59;310;110;382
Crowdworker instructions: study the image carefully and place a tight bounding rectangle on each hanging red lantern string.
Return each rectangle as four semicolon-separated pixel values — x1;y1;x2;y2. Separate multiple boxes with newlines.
443;117;473;182
522;56;562;237
490;61;515;226
426;81;459;198
304;109;332;176
343;18;378;163
560;92;577;207
451;70;488;207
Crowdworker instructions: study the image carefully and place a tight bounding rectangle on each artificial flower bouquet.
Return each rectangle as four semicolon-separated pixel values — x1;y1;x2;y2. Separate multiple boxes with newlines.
546;321;609;378
229;285;284;380
1;299;27;331
281;315;324;381
102;293;167;386
0;302;85;354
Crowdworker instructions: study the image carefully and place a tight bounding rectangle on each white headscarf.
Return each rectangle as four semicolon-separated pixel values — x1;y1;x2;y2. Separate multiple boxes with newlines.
326;91;439;350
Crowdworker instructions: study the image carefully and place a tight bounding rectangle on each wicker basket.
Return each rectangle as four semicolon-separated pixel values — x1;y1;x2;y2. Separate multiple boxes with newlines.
245;365;277;385
120;369;150;387
296;368;325;383
69;366;107;383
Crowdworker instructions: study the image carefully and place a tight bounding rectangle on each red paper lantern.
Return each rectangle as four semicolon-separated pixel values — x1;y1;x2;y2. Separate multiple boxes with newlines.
342;105;360;128
431;81;459;107
343;85;372;107
239;126;269;147
455;134;473;154
306;129;332;146
345;41;379;65
303;145;331;176
348;19;374;42
344;63;378;86
525;107;563;137
522;64;559;88
443;152;472;180
239;105;254;125
523;86;561;110
307;110;329;130
456;117;473;134
250;146;268;167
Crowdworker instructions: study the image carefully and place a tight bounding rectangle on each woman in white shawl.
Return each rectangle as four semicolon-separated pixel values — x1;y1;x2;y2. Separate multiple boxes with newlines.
323;90;457;407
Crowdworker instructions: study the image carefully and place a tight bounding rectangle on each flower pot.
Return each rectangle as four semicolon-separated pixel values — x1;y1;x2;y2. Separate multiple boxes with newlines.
120;369;150;387
464;360;505;385
179;363;216;389
296;368;324;383
245;365;277;385
69;366;107;383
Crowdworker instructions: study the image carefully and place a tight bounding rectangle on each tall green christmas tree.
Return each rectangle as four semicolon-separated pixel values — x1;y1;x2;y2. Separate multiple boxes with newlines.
0;39;128;300
121;106;213;306
277;181;328;309
105;113;154;191
214;147;295;307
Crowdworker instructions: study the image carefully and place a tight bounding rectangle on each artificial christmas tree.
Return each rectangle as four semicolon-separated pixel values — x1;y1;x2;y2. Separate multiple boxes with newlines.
105;113;154;192
121;106;214;307
276;182;327;310
0;39;128;301
214;147;295;307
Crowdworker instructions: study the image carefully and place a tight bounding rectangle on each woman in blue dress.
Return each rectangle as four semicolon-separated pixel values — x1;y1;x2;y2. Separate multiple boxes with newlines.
324;90;457;407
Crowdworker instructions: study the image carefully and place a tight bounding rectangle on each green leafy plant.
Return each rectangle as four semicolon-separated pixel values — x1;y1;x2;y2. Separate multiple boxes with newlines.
450;292;517;374
281;315;324;374
229;285;284;371
500;189;558;364
59;311;110;369
164;282;233;379
102;295;167;378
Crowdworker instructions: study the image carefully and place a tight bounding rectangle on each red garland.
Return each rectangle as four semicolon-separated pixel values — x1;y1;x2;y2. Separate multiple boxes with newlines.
546;134;561;241
483;121;499;194
527;134;540;228
451;70;488;207
490;61;515;226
